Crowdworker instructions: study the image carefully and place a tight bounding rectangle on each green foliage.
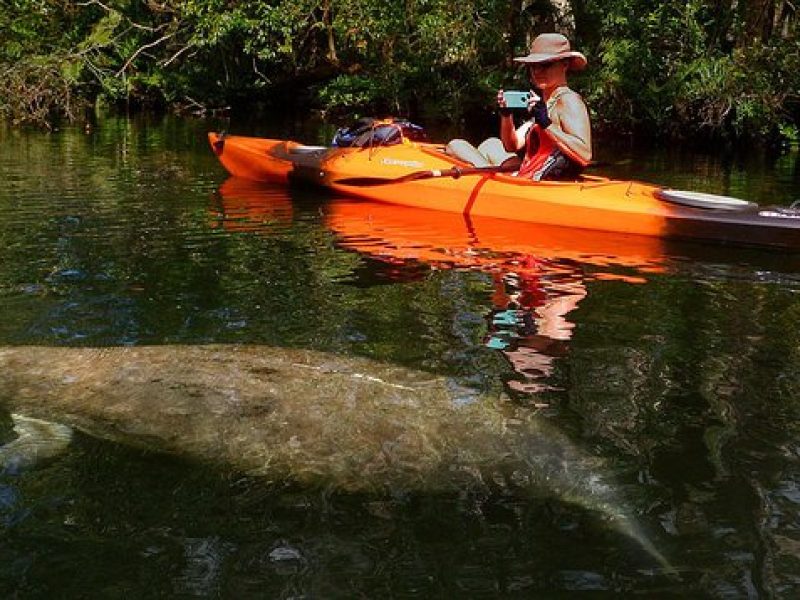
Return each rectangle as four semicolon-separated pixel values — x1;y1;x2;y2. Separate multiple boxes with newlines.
584;0;799;142
779;124;799;148
0;0;797;143
318;75;385;114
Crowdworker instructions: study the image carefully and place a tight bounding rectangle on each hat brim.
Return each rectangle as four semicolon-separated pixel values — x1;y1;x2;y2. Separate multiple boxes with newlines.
513;51;587;71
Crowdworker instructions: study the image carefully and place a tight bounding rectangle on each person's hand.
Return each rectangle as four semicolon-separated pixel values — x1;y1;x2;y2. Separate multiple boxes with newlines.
528;88;551;129
497;89;512;117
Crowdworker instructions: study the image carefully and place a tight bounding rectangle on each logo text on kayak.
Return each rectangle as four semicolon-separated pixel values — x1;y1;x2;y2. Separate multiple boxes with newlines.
382;158;424;168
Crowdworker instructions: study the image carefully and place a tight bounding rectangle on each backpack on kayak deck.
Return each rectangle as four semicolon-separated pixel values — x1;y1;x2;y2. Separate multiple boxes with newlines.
332;118;427;147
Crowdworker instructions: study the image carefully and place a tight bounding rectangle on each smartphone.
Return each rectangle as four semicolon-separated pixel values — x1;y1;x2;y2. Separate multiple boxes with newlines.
503;90;531;110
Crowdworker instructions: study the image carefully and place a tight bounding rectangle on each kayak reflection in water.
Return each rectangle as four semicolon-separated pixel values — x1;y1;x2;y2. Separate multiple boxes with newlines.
485;259;586;395
448;33;592;182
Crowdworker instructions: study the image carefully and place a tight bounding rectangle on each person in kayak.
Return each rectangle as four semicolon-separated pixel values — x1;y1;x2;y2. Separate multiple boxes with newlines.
446;33;591;181
500;33;592;180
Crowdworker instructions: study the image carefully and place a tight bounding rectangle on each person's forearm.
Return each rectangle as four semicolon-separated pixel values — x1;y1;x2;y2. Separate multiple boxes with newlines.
499;114;518;151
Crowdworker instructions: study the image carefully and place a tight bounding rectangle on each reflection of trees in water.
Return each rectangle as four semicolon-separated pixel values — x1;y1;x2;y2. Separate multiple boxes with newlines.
564;273;800;596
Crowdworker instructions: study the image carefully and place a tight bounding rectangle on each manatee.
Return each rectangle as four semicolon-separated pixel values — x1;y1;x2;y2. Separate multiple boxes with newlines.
0;344;674;573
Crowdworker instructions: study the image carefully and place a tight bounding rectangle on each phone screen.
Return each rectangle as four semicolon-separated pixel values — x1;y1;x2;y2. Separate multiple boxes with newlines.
504;91;530;110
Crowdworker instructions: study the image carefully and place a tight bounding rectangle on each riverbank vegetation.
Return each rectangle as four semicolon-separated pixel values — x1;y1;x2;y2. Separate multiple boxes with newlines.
1;0;798;144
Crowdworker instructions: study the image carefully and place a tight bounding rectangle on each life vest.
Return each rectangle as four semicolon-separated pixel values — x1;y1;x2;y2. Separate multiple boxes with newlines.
517;87;587;181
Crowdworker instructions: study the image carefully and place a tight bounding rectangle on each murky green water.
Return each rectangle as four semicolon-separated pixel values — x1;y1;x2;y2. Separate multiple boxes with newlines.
1;115;800;597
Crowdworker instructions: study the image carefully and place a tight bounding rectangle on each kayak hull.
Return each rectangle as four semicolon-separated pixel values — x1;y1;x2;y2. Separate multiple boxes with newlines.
208;132;800;250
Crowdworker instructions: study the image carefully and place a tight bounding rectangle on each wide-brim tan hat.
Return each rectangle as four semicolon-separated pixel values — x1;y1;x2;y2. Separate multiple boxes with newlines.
514;33;587;71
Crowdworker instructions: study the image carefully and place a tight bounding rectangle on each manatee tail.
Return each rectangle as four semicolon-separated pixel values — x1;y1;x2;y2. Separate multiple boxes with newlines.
610;513;680;579
559;479;679;578
0;414;73;475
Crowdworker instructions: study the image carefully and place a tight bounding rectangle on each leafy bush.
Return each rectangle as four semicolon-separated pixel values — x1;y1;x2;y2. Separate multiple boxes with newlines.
0;0;797;144
0;55;84;127
584;0;799;143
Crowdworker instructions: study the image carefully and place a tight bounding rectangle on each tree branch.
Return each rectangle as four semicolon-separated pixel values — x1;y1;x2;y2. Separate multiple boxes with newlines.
160;43;194;68
116;31;176;76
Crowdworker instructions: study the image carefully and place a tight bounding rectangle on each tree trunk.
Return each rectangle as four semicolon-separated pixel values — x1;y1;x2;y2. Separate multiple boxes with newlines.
740;0;776;43
507;0;525;65
322;0;338;65
775;0;797;38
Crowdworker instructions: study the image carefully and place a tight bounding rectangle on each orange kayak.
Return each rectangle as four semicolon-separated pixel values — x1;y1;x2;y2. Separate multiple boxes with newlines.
208;132;800;250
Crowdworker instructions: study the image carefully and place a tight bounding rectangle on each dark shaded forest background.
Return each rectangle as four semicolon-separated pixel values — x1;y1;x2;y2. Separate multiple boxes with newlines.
1;0;798;144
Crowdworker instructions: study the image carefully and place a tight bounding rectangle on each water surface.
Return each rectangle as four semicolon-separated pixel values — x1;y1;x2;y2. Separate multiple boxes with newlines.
1;116;800;597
